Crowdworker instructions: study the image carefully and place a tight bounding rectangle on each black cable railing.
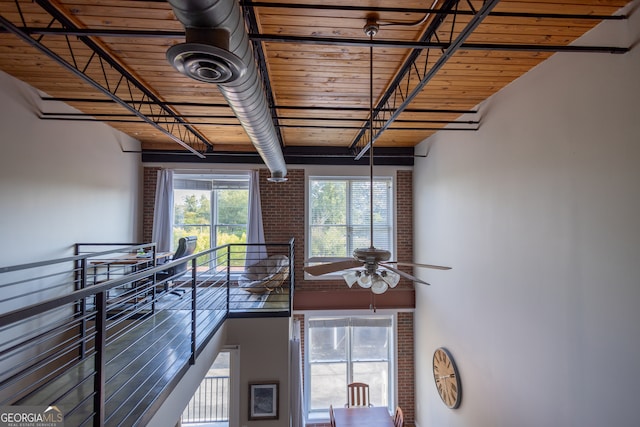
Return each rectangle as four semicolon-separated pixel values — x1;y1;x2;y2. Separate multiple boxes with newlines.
0;239;294;426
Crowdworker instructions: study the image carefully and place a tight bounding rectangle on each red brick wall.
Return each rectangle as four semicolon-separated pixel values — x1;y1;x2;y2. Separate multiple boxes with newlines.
396;170;414;287
142;167;160;243
397;312;415;426
259;169;306;289
142;167;414;290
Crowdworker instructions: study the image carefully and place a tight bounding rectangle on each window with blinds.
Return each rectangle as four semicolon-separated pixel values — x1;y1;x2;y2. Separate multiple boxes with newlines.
305;315;395;418
308;176;394;261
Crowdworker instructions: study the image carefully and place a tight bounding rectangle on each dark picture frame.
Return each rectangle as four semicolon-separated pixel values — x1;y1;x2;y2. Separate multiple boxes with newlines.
249;381;279;420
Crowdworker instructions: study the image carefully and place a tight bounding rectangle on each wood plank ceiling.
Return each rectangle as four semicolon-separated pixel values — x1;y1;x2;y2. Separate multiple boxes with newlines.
0;0;631;164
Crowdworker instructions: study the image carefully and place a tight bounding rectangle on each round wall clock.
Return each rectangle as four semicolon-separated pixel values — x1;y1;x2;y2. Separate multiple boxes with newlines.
432;347;462;409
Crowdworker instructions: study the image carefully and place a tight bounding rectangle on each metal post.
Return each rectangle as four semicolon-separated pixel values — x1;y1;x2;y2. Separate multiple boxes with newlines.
190;257;197;365
226;247;231;315
289;239;295;314
93;291;106;427
79;258;87;360
151;244;157;313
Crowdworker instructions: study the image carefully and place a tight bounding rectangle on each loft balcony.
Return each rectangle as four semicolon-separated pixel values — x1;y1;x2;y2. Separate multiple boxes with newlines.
0;240;294;426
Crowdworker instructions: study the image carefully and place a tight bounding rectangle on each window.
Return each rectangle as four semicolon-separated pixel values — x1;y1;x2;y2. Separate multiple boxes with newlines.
173;174;249;265
305;314;395;418
308;176;393;262
182;351;230;424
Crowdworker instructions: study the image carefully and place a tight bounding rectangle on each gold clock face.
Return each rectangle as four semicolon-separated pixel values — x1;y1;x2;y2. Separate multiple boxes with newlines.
433;347;461;409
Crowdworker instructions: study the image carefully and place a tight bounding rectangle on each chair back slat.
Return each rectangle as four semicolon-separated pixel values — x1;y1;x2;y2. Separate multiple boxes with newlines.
347;382;370;407
394;406;404;427
329;404;336;427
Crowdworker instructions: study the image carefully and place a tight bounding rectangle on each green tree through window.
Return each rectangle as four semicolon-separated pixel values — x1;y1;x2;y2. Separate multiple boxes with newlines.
173;175;249;266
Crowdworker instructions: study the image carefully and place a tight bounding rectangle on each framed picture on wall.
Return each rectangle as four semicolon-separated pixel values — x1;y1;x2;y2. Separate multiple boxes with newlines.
249;381;279;420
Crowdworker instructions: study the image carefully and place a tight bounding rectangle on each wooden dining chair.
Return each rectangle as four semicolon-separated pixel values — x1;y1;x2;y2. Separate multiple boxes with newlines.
346;382;371;407
329;404;336;427
394;406;404;427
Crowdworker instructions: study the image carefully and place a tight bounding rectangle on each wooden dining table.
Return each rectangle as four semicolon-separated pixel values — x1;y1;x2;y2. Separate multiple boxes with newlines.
333;406;394;427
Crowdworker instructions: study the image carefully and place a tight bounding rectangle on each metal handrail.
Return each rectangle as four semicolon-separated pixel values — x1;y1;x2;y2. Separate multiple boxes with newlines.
0;243;154;274
0;239;294;426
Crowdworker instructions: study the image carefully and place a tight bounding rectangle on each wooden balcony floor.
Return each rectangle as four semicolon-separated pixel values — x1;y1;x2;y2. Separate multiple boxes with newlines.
17;292;227;426
13;284;288;426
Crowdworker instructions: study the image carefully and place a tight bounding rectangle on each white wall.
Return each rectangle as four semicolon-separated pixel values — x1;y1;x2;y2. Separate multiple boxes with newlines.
225;317;291;427
414;3;640;426
0;71;142;265
152;317;290;427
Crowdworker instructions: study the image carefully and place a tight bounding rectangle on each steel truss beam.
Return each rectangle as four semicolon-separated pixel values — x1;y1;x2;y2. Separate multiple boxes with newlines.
7;0;625;159
142;146;417;167
48;120;476;132
0;1;212;156
348;0;503;157
240;3;628;157
349;0;599;157
40;112;478;131
41;97;478;115
41;111;479;123
239;2;627;21
13;27;628;54
247;34;628;54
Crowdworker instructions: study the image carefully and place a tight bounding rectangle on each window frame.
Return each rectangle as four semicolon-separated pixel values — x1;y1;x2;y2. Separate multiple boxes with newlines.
306;174;396;279
172;172;250;252
303;311;397;423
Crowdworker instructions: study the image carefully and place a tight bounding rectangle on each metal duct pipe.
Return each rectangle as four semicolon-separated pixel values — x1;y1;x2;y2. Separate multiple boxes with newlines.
166;0;287;181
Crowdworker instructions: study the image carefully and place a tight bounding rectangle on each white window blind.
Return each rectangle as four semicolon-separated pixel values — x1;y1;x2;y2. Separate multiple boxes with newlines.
308;177;393;260
305;314;395;419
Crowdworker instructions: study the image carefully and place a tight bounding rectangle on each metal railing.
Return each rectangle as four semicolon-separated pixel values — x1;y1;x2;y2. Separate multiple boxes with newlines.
181;375;230;424
0;239;294;426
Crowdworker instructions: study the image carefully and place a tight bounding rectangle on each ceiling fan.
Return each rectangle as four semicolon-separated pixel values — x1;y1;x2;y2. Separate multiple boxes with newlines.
304;17;451;294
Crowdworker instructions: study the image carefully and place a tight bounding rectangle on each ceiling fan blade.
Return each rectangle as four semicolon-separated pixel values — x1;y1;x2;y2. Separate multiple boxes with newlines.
386;261;451;270
305;257;354;264
381;264;431;286
305;259;363;276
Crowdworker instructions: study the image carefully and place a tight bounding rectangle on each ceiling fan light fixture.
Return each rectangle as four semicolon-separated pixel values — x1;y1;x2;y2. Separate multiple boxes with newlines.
357;272;372;289
371;274;389;294
381;269;400;288
343;270;361;288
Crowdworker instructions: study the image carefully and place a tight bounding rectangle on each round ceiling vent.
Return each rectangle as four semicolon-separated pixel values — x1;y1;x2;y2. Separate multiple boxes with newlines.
167;42;247;84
